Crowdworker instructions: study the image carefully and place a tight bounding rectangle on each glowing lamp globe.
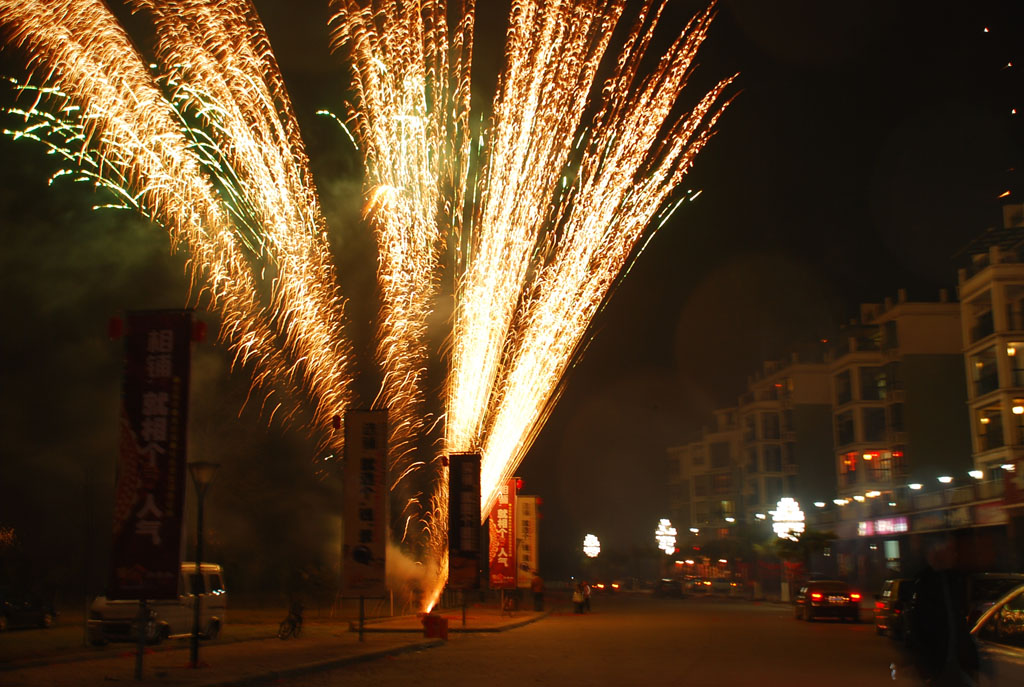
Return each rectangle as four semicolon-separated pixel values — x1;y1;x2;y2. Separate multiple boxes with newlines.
655;518;677;555
583;533;601;558
770;497;805;542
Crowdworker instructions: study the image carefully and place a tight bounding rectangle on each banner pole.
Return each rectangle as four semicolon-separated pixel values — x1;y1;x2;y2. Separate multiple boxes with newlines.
359;595;365;642
134;599;147;680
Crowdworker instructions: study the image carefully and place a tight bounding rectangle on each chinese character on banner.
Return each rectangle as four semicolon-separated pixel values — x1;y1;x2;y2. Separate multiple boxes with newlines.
108;310;192;600
489;478;517;589
343;410;388;596
448;454;481;590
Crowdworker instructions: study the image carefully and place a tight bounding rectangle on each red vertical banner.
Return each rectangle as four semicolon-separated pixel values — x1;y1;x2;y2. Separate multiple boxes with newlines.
488;478;516;589
1005;458;1024;505
109;310;192;600
343;410;388;596
448;453;481;590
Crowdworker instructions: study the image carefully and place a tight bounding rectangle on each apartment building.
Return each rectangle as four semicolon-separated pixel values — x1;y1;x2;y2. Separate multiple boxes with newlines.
667;352;834;532
667;408;741;531
738;353;833;519
958;204;1024;480
828;290;971;505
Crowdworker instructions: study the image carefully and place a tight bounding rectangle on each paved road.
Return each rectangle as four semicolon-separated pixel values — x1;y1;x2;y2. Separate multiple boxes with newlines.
280;594;916;687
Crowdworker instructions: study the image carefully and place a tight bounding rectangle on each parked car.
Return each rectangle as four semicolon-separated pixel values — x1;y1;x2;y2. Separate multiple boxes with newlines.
87;562;226;645
592;580;621;593
0;589;56;631
685;577;712;593
971;581;1024;685
794;580;862;622
967;573;1024;627
710;577;739;595
874;578;915;638
653;579;682;598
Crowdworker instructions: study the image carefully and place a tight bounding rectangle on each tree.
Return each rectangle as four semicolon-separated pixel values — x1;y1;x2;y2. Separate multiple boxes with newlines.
773;528;837;572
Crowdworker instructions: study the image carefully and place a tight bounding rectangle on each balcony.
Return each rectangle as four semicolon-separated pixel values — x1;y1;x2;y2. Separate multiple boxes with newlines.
886;430;907;444
974;373;999;397
908;480;1006;510
978;432;1006;452
971;312;995;343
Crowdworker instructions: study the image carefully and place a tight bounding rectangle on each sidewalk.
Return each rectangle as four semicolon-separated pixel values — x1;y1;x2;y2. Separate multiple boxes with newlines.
1;607;548;687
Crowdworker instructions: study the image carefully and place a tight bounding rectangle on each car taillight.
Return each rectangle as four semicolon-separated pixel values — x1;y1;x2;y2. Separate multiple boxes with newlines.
810;592;822;601
850;592;861;601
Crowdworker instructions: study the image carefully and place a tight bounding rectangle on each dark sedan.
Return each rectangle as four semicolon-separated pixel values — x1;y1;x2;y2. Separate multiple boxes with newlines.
794;580;862;622
0;590;56;631
874;578;915;638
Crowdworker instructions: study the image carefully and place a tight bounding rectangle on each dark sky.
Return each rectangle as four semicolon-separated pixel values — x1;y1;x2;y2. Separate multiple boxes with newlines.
1;0;1022;593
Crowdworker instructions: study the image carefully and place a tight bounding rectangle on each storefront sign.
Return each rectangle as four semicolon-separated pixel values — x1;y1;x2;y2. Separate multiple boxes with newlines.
448;453;481;590
343;410;388;596
108;310;192;600
858;517;909;537
488;479;516;589
875;517;908;536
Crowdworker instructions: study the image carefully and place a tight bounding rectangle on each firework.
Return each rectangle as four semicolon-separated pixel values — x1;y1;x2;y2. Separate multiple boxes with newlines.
473;1;733;516
328;0;473;496
1;0;730;610
0;0;357;448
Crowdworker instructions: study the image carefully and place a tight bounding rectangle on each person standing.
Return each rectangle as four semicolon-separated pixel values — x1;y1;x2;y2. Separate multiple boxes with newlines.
572;582;584;614
905;536;979;686
531;574;544;612
583;581;592;612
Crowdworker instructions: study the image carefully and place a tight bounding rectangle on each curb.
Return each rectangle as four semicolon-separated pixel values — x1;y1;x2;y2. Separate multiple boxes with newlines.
205;638;445;687
0;633;278;673
348;610;551;634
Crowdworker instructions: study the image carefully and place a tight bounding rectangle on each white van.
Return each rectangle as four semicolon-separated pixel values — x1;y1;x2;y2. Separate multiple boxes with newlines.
87;562;227;645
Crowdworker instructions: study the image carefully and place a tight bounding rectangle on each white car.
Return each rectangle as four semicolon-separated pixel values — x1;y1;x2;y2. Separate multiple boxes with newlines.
972;582;1024;685
87;562;227;645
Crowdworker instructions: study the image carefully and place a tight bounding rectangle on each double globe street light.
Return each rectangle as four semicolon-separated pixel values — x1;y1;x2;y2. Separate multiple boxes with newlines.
188;460;219;669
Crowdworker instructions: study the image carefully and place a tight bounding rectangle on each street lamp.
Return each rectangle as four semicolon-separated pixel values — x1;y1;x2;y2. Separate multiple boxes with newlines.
655;519;677;555
188;460;219;669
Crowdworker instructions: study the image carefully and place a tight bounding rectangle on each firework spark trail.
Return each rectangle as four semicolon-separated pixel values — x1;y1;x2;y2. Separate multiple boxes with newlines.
136;0;356;451
478;2;734;516
0;0;342;433
328;1;473;493
446;0;622;458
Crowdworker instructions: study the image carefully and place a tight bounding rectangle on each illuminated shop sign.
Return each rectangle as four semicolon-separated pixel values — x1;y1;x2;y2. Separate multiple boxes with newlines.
857;516;908;537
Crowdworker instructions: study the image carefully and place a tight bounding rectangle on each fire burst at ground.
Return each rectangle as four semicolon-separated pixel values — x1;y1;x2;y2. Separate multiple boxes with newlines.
0;0;732;610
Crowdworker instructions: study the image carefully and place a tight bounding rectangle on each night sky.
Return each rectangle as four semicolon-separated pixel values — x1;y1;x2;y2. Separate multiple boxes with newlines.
1;1;1023;596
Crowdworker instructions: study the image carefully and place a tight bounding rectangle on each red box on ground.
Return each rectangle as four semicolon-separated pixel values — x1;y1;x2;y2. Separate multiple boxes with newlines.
420;613;448;640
